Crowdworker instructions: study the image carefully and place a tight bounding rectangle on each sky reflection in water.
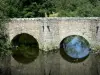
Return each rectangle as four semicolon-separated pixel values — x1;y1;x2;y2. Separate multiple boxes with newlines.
63;36;90;59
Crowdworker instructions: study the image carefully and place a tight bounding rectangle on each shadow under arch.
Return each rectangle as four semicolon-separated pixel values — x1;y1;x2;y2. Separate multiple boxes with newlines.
11;33;39;64
60;35;91;63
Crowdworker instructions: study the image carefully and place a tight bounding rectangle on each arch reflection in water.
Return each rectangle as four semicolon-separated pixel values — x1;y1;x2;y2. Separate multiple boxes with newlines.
11;33;39;64
60;35;91;62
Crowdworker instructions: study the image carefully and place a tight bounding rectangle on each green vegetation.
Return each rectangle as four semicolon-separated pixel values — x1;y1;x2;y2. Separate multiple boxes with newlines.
6;0;100;17
55;0;100;17
0;0;11;57
1;0;100;18
6;0;55;17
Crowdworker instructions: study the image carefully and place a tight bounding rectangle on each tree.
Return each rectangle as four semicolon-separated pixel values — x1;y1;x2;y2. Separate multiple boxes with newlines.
54;0;100;17
4;0;100;17
0;0;10;57
7;0;56;17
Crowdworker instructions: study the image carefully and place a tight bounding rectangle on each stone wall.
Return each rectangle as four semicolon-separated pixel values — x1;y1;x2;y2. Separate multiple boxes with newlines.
7;17;99;51
96;18;100;45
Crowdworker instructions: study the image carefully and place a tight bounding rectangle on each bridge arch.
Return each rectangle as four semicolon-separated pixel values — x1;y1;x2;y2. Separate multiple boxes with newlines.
11;33;39;64
60;35;91;63
11;33;39;47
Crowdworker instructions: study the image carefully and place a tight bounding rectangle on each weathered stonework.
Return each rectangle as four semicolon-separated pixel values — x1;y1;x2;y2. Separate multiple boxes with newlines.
7;17;100;51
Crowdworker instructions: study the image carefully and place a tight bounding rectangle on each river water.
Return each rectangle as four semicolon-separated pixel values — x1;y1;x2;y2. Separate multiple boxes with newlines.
3;32;98;75
0;49;100;75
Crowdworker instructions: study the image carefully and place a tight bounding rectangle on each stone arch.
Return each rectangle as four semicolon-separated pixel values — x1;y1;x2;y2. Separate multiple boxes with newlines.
60;35;91;63
10;32;40;46
11;33;39;64
11;33;39;47
60;35;90;47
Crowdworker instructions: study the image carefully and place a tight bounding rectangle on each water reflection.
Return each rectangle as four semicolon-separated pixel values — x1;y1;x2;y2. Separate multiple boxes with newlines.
60;35;90;62
11;33;39;64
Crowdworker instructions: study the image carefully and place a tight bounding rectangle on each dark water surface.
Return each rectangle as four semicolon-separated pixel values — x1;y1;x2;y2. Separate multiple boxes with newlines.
0;50;100;75
0;34;99;75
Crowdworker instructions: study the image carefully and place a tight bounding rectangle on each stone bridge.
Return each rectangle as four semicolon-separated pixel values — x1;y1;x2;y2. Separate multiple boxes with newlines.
7;17;100;51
